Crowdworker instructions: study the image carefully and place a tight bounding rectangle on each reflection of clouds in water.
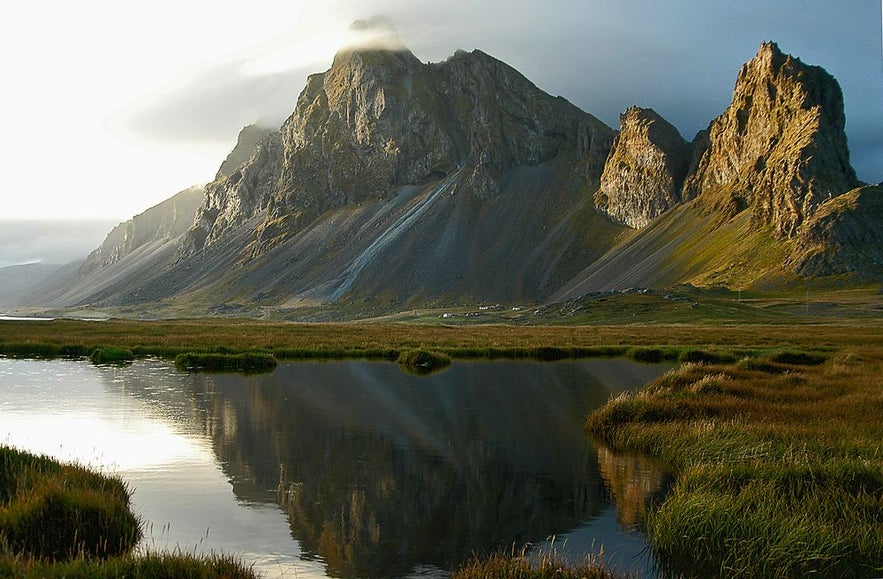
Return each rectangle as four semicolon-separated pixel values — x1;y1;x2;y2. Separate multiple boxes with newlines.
0;358;325;579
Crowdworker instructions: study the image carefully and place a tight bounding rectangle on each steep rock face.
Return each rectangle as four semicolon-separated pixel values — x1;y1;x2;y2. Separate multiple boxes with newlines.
787;185;883;279
683;41;859;237
187;130;283;251
191;46;614;253
80;186;203;275
595;107;691;228
215;124;276;180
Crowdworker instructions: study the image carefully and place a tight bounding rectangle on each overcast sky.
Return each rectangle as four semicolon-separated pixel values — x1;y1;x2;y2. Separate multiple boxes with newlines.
1;0;881;228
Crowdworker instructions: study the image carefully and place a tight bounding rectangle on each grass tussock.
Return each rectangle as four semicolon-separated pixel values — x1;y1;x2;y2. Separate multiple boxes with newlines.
585;348;883;577
0;446;140;560
0;447;256;577
89;347;134;365
397;349;451;375
453;547;624;579
174;352;278;373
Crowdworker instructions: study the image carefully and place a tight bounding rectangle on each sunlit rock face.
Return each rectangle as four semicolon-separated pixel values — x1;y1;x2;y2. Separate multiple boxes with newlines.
683;41;859;237
595;106;691;228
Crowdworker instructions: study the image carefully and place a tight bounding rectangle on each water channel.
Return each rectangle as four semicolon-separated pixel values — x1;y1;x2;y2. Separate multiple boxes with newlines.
0;357;672;578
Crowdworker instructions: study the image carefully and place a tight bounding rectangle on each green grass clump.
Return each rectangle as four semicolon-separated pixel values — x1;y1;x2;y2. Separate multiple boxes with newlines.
397;349;451;375
585;348;883;577
89;348;134;365
0;447;141;560
0;447;257;577
174;352;278;373
453;548;622;579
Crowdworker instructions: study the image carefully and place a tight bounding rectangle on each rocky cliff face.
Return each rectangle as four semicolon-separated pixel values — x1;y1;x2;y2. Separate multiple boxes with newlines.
215;124;277;180
683;41;859;237
80;186;203;275
187;130;283;251
193;46;614;253
594;107;691;228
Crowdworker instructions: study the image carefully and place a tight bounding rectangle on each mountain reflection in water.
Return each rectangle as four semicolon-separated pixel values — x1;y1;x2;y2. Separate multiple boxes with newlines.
1;358;670;578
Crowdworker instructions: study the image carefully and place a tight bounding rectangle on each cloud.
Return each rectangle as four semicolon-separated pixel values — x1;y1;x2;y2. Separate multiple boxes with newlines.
109;1;881;182
0;220;119;268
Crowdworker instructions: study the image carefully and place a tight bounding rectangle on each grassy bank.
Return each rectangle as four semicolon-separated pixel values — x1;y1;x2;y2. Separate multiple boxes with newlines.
2;319;880;363
586;347;883;577
0;446;256;577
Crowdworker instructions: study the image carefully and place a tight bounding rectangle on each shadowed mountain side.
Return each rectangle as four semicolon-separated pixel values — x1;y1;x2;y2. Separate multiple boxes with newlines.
73;158;624;313
20;187;205;309
786;185;883;280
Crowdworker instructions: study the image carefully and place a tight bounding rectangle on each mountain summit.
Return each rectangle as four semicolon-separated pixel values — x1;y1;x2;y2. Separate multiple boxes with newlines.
189;45;614;260
684;41;858;237
20;41;879;316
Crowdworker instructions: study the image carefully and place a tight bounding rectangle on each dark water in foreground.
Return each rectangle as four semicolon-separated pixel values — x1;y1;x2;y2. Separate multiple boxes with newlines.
0;358;671;578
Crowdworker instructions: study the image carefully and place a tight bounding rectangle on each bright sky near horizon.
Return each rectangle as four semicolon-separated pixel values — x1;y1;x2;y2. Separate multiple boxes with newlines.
1;0;881;225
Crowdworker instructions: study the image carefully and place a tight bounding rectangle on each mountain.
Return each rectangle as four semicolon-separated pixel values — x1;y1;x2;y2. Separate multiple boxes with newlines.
556;42;876;298
683;41;859;236
24;186;203;309
27;41;879;317
40;45;619;314
0;263;64;308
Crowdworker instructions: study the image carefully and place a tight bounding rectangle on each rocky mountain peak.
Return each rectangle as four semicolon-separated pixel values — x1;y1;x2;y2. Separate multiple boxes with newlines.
216;124;276;180
246;43;613;244
683;41;859;237
595;106;691;228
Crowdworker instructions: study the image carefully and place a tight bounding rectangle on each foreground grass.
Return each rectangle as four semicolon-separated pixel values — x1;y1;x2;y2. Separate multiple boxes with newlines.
0;447;256;578
0;552;256;578
453;548;624;579
586;347;883;577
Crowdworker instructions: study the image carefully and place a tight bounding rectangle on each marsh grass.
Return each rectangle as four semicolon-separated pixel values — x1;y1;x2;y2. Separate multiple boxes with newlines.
0;551;257;578
3;320;878;364
174;352;278;373
585;348;883;577
397;349;452;374
0;447;256;577
0;447;140;560
89;347;134;365
453;546;625;579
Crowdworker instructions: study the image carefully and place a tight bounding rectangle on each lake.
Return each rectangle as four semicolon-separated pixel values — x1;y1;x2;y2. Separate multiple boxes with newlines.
0;357;671;578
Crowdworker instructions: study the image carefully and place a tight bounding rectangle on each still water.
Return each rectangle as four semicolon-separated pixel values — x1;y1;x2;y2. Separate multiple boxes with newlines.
0;357;671;578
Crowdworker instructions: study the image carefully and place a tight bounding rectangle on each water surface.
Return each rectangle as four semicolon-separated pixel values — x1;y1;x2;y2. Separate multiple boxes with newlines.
0;357;670;578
